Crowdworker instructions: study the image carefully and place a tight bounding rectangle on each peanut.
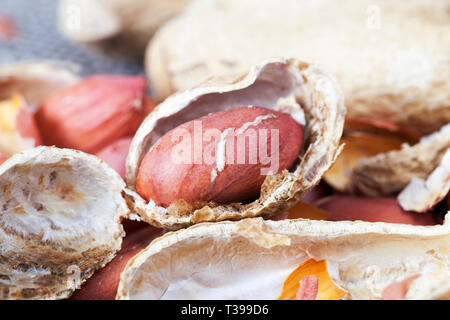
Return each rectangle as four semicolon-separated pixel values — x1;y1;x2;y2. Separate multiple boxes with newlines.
381;274;421;300
317;196;439;226
36;75;148;154
95;136;133;180
70;224;163;300
137;106;304;207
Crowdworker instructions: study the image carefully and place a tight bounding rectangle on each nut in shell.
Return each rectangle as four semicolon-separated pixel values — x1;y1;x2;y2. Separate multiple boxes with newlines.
0;146;129;299
126;57;346;230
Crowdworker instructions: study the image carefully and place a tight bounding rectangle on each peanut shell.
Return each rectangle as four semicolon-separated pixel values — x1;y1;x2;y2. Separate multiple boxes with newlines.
351;123;450;197
146;0;450;134
126;57;346;230
0;60;80;109
117;216;450;300
0;146;129;299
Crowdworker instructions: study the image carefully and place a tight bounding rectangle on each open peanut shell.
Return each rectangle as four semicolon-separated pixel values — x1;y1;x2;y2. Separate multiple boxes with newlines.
0;146;129;299
117;216;450;300
125;57;346;230
351;123;450;197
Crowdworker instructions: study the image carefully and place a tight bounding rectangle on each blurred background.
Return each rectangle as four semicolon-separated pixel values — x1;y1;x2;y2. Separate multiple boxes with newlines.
0;0;144;75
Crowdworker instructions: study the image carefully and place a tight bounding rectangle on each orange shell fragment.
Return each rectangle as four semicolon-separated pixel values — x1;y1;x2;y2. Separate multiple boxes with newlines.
277;259;347;300
286;202;329;221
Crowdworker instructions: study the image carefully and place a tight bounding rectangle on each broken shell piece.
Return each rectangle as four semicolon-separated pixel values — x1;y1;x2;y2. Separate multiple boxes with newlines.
351;123;450;197
324;119;420;191
381;274;421;300
0;146;129;299
126;57;346;230
398;148;450;213
117;217;450;300
0;60;80;108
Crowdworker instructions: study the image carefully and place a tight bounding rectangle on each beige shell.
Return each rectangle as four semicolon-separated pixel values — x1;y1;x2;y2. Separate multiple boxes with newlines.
351;123;450;197
0;146;129;299
117;216;450;300
146;0;450;134
398;148;450;213
58;0;190;50
0;60;80;109
125;57;346;230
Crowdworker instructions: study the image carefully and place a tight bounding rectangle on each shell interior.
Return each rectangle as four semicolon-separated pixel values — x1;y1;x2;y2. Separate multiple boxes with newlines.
117;217;450;300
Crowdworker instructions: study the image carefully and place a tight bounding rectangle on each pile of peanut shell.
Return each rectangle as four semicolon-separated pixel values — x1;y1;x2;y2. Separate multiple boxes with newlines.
0;0;448;300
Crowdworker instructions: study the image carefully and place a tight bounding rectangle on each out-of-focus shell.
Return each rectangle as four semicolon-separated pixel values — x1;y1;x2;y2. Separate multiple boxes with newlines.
117;217;450;300
58;0;190;50
146;0;450;134
398;148;450;213
0;60;80;109
351;123;450;197
0;146;129;299
126;57;346;230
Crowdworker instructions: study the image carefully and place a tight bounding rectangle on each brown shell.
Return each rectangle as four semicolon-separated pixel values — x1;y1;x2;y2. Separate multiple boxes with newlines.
146;0;450;135
0;147;129;299
126;58;346;230
351;123;450;197
117;217;450;300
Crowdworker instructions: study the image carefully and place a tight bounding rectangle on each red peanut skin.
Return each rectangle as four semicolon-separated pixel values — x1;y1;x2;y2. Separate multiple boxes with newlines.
36;75;147;154
382;274;421;300
137;106;304;207
317;196;439;226
296;275;319;300
16;107;43;147
95;136;133;180
70;222;163;300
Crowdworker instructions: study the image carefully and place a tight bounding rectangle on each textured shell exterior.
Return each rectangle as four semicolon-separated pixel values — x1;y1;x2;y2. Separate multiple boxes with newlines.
147;0;450;134
126;58;346;230
117;216;450;300
351;123;450;197
0;147;129;299
58;0;190;49
0;60;80;109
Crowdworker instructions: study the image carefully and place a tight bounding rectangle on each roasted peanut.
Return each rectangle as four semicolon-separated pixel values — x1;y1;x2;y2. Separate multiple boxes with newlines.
136;106;304;207
95;136;133;180
36;75;147;153
70;225;163;300
317;196;439;226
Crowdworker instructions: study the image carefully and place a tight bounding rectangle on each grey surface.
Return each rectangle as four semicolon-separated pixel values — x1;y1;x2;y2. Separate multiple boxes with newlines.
0;0;145;76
